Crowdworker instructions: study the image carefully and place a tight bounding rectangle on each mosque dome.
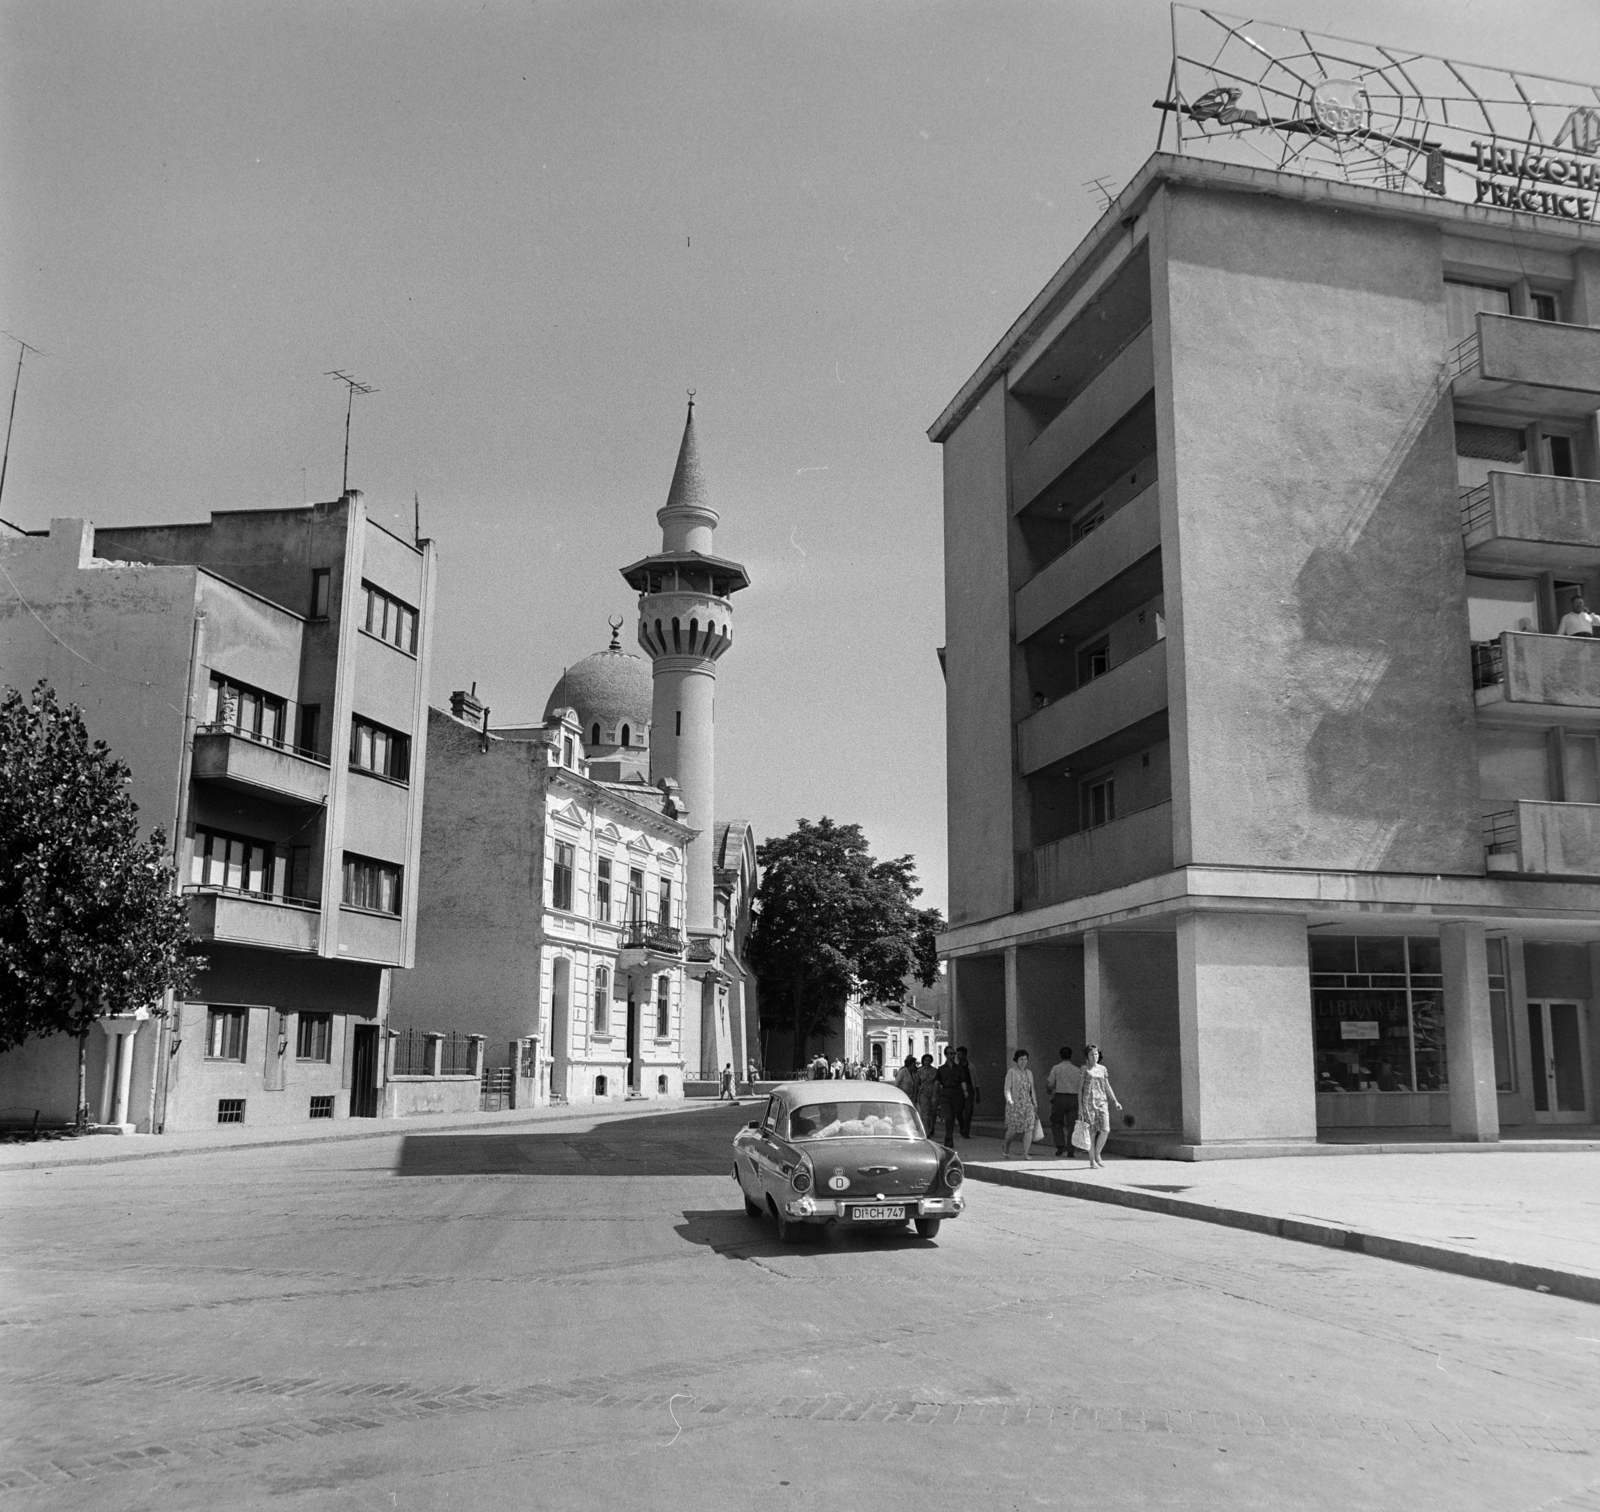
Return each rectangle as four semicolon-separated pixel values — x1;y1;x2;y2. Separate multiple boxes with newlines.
543;621;653;743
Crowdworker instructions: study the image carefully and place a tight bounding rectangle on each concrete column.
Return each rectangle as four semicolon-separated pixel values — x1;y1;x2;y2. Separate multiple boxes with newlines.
98;1033;118;1124
1083;931;1102;1046
1442;922;1499;1141
1177;913;1316;1146
1003;946;1020;1055
113;1029;137;1126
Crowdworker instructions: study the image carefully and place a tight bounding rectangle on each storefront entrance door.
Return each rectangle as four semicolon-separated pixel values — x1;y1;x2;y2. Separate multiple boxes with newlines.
1527;1001;1590;1122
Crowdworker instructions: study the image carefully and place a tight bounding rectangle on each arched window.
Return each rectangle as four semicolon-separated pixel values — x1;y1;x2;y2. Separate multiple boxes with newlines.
590;723;600;747
671;617;681;653
654;618;664;652
621;723;631;747
657;1073;668;1095
594;965;610;1034
689;617;699;652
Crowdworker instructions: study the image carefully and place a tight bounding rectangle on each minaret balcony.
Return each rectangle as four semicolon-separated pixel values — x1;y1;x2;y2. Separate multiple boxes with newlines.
638;592;734;661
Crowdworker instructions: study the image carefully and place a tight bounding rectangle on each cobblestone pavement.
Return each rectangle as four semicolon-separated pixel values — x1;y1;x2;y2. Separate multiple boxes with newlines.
2;1103;1597;1510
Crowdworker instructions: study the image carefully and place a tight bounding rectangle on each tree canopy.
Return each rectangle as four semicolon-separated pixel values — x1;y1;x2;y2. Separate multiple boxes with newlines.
748;817;943;1073
0;682;200;1054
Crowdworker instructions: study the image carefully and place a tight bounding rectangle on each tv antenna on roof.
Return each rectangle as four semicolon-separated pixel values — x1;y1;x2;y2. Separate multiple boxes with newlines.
1083;177;1117;212
0;333;43;517
325;370;377;495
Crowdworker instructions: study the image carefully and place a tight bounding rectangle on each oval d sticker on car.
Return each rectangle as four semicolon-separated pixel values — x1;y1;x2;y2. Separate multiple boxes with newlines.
827;1167;850;1191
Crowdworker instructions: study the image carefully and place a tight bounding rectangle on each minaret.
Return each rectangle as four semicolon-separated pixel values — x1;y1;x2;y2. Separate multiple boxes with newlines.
620;397;750;945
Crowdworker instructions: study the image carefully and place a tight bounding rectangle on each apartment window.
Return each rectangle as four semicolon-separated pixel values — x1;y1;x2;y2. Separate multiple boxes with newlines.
309;568;331;619
342;854;402;915
1077;637;1110;686
206;1008;248;1062
1070;505;1104;545
297;704;321;757
1455;422;1527;491
296;1012;333;1061
596;857;612;922
1546;434;1577;478
350;716;410;781
658;877;673;929
361;581;419;654
1531;291;1560;322
217;1098;246;1124
656;976;670;1039
206;674;286;746
191;827;270;896
594;965;611;1034
1082;776;1115;831
628;867;645;923
551;841;575;912
563;735;575;768
1310;936;1448;1094
309;1095;335;1119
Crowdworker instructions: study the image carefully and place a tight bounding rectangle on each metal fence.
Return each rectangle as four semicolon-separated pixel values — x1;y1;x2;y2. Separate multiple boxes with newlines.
391;1027;431;1076
481;1066;513;1112
440;1033;475;1077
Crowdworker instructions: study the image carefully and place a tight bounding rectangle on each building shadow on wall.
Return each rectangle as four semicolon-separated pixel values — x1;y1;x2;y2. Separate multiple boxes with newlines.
393;1104;752;1177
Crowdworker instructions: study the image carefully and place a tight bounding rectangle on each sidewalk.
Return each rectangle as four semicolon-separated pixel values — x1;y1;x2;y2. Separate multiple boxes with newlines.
959;1127;1600;1305
0;1095;752;1174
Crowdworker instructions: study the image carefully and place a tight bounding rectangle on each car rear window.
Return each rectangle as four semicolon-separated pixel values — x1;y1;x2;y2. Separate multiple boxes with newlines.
787;1101;921;1139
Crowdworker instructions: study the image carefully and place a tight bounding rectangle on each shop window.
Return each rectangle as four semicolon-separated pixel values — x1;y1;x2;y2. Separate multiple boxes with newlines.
551;842;574;912
1310;936;1446;1094
206;1008;249;1062
296;1013;333;1062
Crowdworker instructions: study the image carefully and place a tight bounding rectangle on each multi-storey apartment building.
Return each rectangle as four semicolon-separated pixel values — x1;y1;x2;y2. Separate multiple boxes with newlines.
933;152;1600;1152
0;492;435;1131
390;682;695;1105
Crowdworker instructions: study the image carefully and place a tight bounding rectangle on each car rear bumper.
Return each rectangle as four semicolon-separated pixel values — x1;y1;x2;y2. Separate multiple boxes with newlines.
780;1194;965;1222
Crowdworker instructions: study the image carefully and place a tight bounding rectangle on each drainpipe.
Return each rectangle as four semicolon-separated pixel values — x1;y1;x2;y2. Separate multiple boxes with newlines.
154;608;207;1134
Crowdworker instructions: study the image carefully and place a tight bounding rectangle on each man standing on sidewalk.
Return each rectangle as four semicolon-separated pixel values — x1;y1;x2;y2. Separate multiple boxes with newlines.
956;1046;977;1137
934;1045;965;1149
1046;1046;1082;1158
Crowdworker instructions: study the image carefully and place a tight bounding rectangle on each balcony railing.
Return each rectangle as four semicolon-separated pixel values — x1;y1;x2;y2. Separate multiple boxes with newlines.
195;721;323;762
1449;331;1481;382
1459;481;1493;537
1471;638;1505;691
621;921;684;956
1480;800;1600;877
1483;808;1516;855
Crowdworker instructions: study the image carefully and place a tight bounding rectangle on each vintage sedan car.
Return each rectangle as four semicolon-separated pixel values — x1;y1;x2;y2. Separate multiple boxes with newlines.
732;1080;964;1242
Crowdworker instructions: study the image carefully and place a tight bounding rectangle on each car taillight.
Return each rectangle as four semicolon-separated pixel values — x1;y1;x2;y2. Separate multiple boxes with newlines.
943;1157;964;1190
790;1157;813;1193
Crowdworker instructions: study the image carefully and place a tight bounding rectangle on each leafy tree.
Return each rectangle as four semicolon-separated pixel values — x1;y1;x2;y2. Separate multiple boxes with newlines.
0;682;201;1123
749;817;942;1074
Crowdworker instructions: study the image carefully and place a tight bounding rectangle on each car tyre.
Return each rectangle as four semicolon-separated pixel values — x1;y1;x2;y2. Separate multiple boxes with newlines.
744;1193;764;1219
914;1217;942;1239
773;1203;805;1245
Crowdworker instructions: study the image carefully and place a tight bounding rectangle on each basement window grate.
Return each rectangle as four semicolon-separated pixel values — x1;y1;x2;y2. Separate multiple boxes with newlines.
308;1096;335;1120
217;1099;245;1125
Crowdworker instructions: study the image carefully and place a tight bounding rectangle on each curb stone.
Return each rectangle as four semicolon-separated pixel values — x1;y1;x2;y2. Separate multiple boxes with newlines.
965;1162;1600;1306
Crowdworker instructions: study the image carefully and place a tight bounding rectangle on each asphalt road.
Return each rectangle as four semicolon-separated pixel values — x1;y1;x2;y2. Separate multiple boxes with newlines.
1;1101;1597;1511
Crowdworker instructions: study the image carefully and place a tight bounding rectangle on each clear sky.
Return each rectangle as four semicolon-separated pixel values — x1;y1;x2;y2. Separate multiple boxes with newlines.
3;0;1598;914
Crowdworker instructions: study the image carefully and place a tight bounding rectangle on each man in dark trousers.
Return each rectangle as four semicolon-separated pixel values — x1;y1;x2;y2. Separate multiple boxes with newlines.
1046;1045;1082;1157
956;1046;977;1137
933;1045;966;1148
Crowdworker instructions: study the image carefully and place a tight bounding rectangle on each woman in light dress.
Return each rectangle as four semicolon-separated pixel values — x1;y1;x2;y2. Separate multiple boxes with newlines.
1001;1048;1038;1159
1078;1044;1122;1168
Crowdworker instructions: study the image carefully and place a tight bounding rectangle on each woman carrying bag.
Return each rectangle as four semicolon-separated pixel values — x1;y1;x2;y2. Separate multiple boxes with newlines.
1001;1048;1040;1160
1077;1044;1123;1168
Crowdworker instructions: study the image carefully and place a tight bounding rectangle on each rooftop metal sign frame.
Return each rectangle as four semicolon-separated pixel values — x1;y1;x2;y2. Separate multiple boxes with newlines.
1159;6;1600;222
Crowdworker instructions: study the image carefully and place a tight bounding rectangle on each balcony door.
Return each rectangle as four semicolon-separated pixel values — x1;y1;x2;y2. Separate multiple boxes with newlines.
1526;1000;1590;1123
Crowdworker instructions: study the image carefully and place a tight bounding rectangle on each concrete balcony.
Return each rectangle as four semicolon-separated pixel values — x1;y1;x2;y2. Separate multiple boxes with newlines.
1461;472;1600;574
1451;313;1600;419
336;908;405;965
1012;325;1153;514
192;728;329;806
186;889;320;953
1018;639;1167;776
1018;801;1173;908
1473;630;1600;723
618;920;685;972
1014;482;1161;643
1484;800;1600;877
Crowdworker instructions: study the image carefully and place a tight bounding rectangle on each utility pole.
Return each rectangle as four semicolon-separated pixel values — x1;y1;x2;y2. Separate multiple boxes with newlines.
325;370;376;495
0;333;44;517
